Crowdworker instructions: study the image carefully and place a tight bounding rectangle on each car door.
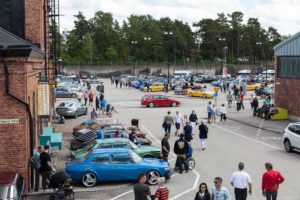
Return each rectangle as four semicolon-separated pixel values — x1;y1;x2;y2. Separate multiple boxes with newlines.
110;152;137;181
159;95;169;106
90;153;111;181
55;88;63;98
76;102;85;114
288;125;300;148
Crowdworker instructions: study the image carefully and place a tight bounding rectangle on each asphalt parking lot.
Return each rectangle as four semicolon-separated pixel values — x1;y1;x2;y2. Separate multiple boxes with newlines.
30;79;300;200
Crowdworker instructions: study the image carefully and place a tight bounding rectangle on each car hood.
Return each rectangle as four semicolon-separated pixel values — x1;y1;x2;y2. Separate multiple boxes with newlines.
143;158;169;166
138;145;160;152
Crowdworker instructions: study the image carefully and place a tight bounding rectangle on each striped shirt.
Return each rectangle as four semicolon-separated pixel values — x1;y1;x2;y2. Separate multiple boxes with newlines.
155;187;169;200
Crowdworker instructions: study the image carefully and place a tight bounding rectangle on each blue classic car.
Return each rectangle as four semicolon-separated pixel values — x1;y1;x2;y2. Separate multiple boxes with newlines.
66;149;170;187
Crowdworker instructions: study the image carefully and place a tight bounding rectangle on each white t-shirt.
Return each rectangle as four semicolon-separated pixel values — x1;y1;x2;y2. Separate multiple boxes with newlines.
231;170;252;189
174;113;182;124
219;107;227;114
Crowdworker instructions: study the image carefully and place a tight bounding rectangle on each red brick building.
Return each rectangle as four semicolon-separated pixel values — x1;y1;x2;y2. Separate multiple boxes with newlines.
274;32;300;120
0;0;56;189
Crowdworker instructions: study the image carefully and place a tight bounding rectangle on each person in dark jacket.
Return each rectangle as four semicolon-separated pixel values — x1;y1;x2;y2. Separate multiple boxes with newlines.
189;110;198;134
252;97;259;116
174;134;189;174
183;122;193;142
199;121;208;151
194;182;211;200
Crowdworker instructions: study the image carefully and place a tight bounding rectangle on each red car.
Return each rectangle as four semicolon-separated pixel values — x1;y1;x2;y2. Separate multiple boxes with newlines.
141;94;181;107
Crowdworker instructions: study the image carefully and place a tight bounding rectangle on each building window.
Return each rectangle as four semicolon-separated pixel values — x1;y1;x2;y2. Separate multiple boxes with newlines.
278;56;300;78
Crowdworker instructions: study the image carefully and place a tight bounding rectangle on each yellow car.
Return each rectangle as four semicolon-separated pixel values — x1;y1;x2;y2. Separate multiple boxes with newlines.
246;83;261;91
144;82;171;92
186;87;214;98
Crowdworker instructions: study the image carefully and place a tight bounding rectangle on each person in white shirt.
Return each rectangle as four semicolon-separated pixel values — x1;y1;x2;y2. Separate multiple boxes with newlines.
174;111;183;136
231;162;252;200
219;104;227;122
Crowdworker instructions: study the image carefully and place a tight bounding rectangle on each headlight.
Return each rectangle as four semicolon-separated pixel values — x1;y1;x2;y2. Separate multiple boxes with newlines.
164;167;170;171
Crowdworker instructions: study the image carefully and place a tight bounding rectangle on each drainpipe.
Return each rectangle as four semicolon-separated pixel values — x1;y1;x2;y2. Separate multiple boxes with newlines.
1;47;34;157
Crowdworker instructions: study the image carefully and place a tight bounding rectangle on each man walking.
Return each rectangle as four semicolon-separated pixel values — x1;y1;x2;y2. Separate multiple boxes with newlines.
199;121;208;150
262;162;285;200
227;92;233;108
219;104;227;123
134;173;151;200
83;91;88;105
183;121;193;142
33;146;43;191
189;110;198;134
174;111;183;136
163;111;174;134
174;134;189;174
252;97;259;116
161;133;170;162
231;162;252;200
39;145;56;190
212;177;231;200
207;102;214;123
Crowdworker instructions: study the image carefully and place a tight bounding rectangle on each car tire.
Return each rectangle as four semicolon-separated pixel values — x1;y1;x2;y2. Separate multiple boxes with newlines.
187;157;196;169
71;93;76;98
84;108;88;115
82;172;97;187
188;93;193;97
146;170;160;185
171;102;177;107
149;102;154;108
74;112;78;118
284;139;293;152
203;94;207;98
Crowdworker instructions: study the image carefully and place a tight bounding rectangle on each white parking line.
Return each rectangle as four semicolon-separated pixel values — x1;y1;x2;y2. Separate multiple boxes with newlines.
212;124;282;150
142;125;201;200
256;119;264;137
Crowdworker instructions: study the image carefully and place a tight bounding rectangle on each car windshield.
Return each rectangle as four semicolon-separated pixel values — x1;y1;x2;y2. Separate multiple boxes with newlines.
84;140;97;151
0;185;9;200
131;151;143;163
129;141;138;149
81;150;93;161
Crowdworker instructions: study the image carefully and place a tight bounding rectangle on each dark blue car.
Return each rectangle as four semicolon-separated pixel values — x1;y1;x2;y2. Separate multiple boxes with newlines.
66;149;170;187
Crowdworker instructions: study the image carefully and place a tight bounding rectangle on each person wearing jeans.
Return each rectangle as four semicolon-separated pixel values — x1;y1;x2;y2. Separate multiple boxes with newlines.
163;111;174;134
219;104;227;122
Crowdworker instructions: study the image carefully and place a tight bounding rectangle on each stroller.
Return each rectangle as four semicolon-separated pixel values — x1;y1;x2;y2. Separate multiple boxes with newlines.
48;171;75;200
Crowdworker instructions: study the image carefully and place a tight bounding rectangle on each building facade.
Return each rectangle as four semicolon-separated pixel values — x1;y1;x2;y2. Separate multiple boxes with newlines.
0;0;56;189
273;32;300;120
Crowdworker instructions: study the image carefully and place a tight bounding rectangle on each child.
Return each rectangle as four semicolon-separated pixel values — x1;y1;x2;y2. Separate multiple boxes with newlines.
108;106;118;118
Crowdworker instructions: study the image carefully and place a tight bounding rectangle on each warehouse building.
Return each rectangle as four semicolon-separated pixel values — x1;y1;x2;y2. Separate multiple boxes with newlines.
273;32;300;120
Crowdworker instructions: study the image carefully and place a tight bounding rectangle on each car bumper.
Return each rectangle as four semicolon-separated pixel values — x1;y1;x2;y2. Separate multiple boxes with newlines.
57;110;76;116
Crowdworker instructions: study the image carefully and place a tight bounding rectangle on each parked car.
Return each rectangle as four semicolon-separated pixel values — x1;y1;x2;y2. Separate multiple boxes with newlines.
56;101;88;118
0;171;26;200
141;94;181;107
66;149;170;187
71;138;161;160
186;87;214;98
283;123;300;152
55;86;78;98
246;83;261;91
255;87;274;96
143;82;170;92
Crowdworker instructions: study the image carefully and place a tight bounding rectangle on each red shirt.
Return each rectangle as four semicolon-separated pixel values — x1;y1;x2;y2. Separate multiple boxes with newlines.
262;170;285;192
155;187;169;200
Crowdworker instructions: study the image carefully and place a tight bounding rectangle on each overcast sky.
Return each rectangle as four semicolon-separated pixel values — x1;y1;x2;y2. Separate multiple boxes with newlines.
60;0;300;36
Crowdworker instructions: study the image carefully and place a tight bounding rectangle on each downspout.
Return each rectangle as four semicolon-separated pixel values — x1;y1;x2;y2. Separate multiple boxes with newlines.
1;47;34;157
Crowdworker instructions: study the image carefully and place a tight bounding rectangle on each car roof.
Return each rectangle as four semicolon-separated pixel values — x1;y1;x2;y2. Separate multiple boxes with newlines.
96;138;129;143
0;171;19;185
145;94;166;97
92;148;133;154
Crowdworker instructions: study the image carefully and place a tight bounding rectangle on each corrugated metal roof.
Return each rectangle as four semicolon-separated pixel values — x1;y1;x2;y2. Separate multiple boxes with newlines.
273;32;300;56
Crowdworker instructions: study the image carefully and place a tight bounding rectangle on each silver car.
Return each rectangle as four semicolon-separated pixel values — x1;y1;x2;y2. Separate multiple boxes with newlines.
55;86;78;98
56;101;88;118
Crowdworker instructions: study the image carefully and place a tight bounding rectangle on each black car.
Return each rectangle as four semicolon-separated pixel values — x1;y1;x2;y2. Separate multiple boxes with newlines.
255;87;274;96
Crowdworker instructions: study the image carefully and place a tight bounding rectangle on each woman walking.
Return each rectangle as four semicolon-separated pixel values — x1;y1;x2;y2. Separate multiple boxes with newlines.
194;182;211;200
199;121;208;151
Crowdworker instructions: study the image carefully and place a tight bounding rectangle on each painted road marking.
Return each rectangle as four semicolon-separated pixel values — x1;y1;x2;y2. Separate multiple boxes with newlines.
212;124;282;151
256;119;264;137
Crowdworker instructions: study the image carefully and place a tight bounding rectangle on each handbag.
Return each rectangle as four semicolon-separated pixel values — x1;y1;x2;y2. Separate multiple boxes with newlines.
162;121;166;128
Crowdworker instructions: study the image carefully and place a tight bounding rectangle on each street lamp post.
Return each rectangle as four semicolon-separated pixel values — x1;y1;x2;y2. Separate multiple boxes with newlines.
256;42;267;83
131;40;138;75
164;31;173;93
144;37;151;70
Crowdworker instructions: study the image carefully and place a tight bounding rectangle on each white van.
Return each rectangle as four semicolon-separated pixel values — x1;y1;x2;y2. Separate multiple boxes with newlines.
174;70;192;79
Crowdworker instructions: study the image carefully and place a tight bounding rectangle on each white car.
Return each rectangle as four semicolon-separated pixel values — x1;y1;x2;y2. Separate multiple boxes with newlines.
283;123;300;152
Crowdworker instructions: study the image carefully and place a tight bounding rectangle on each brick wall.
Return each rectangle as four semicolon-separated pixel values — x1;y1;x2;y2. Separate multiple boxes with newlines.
24;0;45;50
0;56;45;184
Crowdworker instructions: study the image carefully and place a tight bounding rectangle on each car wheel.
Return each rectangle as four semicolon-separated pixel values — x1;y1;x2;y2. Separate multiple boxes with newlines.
146;170;160;185
284;139;293;152
203;94;207;98
82;172;97;187
74;112;78;118
71;93;76;98
187;157;196;169
149;102;154;108
188;93;193;97
84;108;88;115
171;102;177;107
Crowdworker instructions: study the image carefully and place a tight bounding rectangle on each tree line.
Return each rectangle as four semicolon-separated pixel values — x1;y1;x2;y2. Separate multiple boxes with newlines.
60;11;284;65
